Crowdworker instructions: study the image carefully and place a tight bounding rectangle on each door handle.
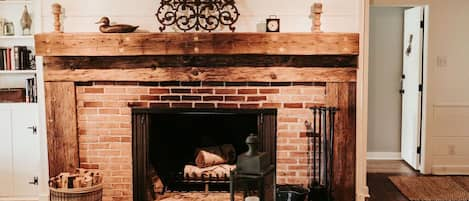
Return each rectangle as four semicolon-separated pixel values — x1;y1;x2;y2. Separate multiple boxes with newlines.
29;176;39;186
27;126;37;135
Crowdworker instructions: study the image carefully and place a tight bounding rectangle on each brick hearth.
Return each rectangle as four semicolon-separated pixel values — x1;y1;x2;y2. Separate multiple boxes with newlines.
76;81;326;201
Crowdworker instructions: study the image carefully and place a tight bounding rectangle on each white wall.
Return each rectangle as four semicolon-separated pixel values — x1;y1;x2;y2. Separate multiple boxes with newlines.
39;0;360;33
371;0;469;175
368;7;405;156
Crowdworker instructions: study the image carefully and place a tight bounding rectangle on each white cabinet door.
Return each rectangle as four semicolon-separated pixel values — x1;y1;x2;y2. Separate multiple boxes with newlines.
11;104;40;197
0;108;13;197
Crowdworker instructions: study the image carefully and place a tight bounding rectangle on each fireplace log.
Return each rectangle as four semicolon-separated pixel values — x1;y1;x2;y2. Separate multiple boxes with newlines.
183;164;235;180
195;144;236;168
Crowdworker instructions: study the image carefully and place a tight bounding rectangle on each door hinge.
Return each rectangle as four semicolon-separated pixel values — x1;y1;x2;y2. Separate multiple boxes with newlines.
29;176;39;186
400;89;405;95
420;20;424;28
27;125;37;135
417;146;422;154
419;84;423;92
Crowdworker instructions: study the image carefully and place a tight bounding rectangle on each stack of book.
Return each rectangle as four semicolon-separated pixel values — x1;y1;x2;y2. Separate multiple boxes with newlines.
0;46;35;71
25;76;37;103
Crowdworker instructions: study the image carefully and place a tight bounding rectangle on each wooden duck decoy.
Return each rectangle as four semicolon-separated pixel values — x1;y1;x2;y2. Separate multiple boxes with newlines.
95;17;139;33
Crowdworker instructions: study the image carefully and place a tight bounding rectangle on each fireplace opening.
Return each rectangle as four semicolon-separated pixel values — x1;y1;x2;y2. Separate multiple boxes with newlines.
132;108;277;201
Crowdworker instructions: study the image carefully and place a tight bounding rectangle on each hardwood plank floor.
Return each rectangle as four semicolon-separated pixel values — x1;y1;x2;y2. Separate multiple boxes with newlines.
367;160;418;201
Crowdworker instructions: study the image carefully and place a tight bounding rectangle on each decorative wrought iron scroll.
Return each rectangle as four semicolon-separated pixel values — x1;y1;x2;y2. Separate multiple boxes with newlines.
156;0;240;32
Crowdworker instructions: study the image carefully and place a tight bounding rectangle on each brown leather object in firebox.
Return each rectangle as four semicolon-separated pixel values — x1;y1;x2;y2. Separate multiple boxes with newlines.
194;144;236;168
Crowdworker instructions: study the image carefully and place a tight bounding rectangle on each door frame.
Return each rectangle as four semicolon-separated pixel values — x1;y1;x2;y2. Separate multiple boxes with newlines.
357;0;430;200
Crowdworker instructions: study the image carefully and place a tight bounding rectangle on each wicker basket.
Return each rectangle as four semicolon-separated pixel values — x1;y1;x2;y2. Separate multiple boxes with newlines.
50;184;103;201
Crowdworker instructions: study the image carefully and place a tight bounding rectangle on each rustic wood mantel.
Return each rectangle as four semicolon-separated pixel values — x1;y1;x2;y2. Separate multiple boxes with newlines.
35;32;359;56
36;32;358;201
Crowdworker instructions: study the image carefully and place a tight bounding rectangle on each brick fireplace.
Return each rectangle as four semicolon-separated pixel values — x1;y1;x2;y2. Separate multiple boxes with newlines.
76;81;326;200
36;32;358;201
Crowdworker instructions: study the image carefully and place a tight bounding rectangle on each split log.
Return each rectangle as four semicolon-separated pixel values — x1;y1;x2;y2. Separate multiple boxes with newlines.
49;168;102;189
195;144;236;168
184;164;236;180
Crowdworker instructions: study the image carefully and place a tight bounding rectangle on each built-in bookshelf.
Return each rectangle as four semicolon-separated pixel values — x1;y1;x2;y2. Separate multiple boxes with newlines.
0;0;37;104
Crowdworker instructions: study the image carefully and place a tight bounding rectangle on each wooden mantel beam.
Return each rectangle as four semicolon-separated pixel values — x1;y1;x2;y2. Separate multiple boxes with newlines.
35;32;359;56
44;67;357;83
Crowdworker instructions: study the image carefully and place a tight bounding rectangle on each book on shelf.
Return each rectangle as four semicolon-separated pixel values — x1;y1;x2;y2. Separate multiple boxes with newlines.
25;76;37;103
0;46;35;71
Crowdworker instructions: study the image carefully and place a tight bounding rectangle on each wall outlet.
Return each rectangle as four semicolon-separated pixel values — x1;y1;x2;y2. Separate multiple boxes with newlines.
437;56;448;68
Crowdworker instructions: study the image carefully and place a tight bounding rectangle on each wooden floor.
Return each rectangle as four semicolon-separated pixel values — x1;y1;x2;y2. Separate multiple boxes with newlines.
367;160;418;201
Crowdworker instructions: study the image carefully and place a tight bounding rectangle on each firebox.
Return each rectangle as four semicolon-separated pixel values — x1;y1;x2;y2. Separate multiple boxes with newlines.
132;108;277;201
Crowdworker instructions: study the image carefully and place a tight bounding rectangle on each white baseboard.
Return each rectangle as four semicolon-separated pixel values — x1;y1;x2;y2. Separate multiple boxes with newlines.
432;165;469;175
38;194;49;201
367;152;402;160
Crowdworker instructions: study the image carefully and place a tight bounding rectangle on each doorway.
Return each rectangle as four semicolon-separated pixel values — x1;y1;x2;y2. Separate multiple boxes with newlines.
366;5;429;201
367;6;428;170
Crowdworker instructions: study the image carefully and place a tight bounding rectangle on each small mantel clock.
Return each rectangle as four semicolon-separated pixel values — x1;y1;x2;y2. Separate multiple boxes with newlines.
266;16;280;32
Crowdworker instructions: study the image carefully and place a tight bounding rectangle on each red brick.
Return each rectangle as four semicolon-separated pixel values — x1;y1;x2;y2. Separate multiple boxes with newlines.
195;103;215;108
161;96;181;101
277;158;297;165
304;103;324;108
172;103;193;108
278;145;298;151
192;88;214;94
99;109;120;115
171;88;191;93
240;104;260;109
218;103;238;109
102;102;128;107
279;117;298;122
140;95;160;101
150;103;170;108
182;96;201;101
278;132;299;137
81;163;99;169
127;102;148;107
149;88;170;94
262;103;282;108
203;96;223;101
84;101;103;107
215;89;236;94
225;96;245;101
121;137;131;142
284;103;304;108
238;89;257;94
84;88;104;93
104;88;126;94
259;88;280;94
126;88;148;94
247;96;267;102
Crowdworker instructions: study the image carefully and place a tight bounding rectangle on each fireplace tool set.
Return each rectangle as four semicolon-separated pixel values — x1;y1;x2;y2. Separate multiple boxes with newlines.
308;107;337;201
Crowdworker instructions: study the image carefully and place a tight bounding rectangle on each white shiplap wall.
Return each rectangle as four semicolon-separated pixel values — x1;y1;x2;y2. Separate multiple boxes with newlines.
39;0;360;33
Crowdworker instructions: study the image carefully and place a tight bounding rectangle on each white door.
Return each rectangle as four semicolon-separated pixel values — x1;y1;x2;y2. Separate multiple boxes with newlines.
401;7;424;170
11;104;40;197
0;108;14;196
